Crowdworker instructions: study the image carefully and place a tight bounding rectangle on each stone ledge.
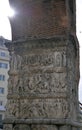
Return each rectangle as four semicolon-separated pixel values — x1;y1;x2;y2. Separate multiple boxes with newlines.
7;92;68;99
3;118;82;128
5;35;77;51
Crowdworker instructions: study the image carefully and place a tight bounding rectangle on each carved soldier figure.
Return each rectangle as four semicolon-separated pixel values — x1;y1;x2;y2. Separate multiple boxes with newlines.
10;49;22;71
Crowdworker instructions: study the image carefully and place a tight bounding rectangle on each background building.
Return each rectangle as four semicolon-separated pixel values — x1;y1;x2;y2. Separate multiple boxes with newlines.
0;37;9;129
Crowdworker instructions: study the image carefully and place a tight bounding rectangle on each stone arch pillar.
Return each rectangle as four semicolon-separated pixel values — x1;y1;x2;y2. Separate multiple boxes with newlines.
4;0;82;130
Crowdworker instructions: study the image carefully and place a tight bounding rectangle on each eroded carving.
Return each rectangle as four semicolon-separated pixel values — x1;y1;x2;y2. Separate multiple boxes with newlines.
22;51;66;67
16;72;67;94
4;37;79;130
10;50;22;71
19;99;69;118
8;74;19;94
6;99;19;117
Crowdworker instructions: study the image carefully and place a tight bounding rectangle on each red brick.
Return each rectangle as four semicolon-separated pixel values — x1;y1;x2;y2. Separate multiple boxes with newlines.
9;0;76;40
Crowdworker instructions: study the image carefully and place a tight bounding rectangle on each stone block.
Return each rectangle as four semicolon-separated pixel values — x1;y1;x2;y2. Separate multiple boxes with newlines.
60;125;71;130
31;125;58;130
3;124;13;130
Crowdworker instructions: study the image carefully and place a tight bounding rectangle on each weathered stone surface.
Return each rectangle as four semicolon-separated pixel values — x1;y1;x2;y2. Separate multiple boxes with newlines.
13;125;31;130
3;124;12;130
5;37;79;120
72;127;78;130
60;125;71;130
31;125;58;130
4;36;79;121
4;0;81;130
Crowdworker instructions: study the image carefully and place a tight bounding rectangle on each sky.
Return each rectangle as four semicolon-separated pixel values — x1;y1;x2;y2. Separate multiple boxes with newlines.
76;0;82;102
0;0;14;40
0;0;82;101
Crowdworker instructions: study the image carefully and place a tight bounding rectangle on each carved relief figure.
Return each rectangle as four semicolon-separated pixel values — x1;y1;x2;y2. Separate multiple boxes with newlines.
6;100;19;117
19;99;68;118
8;74;19;94
20;72;67;94
10;50;22;71
55;52;62;67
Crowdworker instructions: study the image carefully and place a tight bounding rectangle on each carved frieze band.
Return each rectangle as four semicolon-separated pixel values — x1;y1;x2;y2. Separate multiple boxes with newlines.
6;98;69;119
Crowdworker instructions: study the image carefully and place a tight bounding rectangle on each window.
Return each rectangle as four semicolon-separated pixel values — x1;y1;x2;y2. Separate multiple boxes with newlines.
0;114;3;128
0;63;8;69
0;101;3;106
1;52;6;57
0;75;5;81
0;88;4;94
0;114;2;121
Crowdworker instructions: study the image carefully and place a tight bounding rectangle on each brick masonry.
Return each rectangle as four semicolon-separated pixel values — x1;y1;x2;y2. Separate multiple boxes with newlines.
9;0;75;40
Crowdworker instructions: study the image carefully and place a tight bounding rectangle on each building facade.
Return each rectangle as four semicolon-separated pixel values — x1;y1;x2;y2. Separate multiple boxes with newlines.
0;37;9;128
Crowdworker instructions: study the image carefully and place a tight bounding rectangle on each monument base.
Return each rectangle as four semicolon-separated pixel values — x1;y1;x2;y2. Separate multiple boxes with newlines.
3;118;82;130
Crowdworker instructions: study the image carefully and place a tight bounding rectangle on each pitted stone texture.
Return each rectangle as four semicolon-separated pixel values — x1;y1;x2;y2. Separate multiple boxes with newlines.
5;37;79;121
3;124;13;130
72;127;78;130
13;125;31;130
60;125;71;130
20;98;69;118
3;0;80;129
4;36;80;130
31;125;58;130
